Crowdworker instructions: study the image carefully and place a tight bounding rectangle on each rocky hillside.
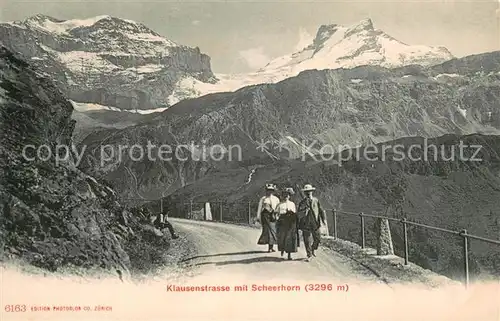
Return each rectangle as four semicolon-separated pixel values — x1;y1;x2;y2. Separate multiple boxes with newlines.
71;108;146;143
0;14;216;111
78;51;500;199
157;134;500;281
0;45;173;274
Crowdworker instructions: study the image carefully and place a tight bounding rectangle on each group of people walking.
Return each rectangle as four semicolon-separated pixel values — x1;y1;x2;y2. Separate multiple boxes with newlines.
256;183;326;262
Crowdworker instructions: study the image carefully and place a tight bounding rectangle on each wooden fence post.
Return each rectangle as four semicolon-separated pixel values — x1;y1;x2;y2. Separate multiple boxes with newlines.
461;229;469;288
332;209;337;239
401;217;409;265
360;212;366;249
248;201;251;225
402;217;409;265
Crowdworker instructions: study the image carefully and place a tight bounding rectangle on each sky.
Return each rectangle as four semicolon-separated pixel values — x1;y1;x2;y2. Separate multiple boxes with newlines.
1;0;499;73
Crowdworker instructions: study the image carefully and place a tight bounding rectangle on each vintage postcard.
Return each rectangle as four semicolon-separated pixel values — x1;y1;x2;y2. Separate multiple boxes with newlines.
1;0;499;320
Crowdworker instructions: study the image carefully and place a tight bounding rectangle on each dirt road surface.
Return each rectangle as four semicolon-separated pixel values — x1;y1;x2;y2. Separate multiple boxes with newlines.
158;218;479;321
173;218;384;285
1;218;487;321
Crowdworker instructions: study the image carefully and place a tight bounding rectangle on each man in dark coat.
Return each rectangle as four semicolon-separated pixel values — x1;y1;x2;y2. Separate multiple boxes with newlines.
297;184;326;261
152;210;179;239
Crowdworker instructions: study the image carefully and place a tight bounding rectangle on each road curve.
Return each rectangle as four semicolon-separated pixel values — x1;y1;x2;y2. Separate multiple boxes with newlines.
171;218;385;285
1;219;478;321
159;219;478;321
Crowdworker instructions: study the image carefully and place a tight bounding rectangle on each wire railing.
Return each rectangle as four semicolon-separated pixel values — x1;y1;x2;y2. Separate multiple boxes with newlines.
331;209;500;288
118;197;500;288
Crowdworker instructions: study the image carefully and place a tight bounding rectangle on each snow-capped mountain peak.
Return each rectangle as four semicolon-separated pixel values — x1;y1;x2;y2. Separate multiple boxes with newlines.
261;18;453;74
310;24;340;52
175;18;455;105
0;14;214;111
10;14;179;49
344;18;374;37
19;14;116;34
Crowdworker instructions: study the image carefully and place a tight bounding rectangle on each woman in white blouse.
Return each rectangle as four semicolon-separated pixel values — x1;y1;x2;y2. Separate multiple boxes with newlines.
276;187;300;260
256;184;280;252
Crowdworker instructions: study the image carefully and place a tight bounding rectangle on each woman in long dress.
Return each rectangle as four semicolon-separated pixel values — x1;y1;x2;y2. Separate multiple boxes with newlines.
276;187;300;260
256;184;280;252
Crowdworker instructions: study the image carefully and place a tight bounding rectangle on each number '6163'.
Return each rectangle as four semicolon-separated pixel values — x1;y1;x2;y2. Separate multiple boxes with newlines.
5;305;27;312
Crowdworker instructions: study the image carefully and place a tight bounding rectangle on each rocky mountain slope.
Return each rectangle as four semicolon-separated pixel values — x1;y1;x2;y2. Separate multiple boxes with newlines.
156;133;500;281
71;108;146;143
0;45;173;274
0;14;216;111
78;51;500;200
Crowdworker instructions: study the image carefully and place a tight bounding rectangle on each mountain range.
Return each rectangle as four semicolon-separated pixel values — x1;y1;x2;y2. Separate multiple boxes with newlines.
192;18;454;98
0;14;464;146
77;51;500;201
1;13;500;280
0;14;215;112
1;15;454;114
3;13;499;217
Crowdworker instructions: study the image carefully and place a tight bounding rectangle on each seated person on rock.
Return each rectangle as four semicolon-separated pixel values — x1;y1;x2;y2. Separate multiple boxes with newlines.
152;210;179;239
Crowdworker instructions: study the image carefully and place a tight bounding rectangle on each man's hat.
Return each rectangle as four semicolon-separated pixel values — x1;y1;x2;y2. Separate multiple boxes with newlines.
282;187;295;195
265;183;276;191
301;184;316;192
